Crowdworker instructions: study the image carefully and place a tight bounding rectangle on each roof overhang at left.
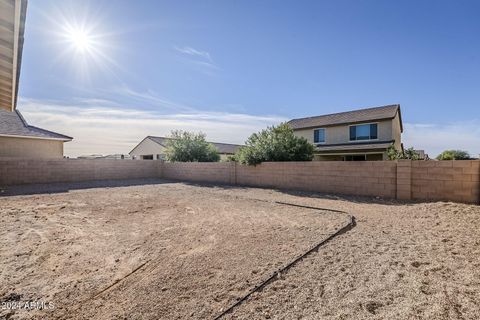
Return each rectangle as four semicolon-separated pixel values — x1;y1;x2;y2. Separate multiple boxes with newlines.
0;0;27;112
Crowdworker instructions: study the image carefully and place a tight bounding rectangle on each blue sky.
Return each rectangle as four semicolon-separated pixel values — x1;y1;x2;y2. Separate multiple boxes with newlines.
18;0;480;157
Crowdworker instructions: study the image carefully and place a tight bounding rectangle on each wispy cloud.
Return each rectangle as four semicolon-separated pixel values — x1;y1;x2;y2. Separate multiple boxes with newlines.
18;97;286;157
403;121;480;158
110;85;196;113
174;46;212;61
174;45;219;72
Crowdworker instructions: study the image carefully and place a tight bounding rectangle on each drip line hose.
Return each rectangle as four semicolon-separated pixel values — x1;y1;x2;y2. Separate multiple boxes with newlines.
213;200;356;320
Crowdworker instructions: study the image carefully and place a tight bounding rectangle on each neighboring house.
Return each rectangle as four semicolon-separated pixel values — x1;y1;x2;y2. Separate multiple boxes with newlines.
414;150;428;160
0;109;72;158
288;104;403;161
0;0;72;158
129;136;242;160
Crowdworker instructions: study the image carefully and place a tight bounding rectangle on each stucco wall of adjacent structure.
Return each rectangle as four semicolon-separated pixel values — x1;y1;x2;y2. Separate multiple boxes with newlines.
293;118;396;145
129;138;165;159
391;112;402;150
0;136;64;158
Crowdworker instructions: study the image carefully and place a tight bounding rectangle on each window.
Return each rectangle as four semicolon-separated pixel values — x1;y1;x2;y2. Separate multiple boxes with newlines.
313;128;325;143
343;155;367;161
349;123;378;141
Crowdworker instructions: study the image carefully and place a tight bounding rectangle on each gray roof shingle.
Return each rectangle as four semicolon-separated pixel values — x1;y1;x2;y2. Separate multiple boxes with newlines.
288;104;402;131
148;136;242;154
0;109;72;141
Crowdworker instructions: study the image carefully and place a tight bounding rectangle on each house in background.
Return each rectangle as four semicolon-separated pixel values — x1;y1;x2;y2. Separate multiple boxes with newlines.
130;136;242;161
0;0;72;158
288;104;403;161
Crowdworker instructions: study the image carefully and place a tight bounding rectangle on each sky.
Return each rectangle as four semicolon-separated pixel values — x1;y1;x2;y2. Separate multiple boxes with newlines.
17;0;480;157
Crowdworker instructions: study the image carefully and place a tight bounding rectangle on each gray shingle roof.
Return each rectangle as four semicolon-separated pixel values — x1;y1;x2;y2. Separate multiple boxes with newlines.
288;104;402;131
148;136;242;154
0;109;72;141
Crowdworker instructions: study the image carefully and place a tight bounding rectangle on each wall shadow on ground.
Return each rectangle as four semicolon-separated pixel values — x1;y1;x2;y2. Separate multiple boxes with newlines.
177;181;422;207
0;178;170;197
0;178;445;207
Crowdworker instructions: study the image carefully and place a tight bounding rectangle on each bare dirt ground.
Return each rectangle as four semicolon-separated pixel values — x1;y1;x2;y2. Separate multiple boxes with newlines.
0;180;346;320
214;188;480;320
1;180;479;320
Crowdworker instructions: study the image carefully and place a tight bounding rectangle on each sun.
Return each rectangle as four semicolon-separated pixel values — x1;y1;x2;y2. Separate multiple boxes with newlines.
68;30;92;52
65;28;94;53
49;4;120;78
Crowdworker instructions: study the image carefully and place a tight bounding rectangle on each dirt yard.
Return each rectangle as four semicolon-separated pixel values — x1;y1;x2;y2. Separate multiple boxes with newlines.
0;180;346;320
1;180;479;320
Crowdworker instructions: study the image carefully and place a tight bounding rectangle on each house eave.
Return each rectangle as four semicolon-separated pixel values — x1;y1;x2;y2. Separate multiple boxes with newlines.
0;133;72;141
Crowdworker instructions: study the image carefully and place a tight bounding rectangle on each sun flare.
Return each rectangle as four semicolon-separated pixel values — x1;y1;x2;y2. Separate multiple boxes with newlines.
67;29;92;52
48;3;121;78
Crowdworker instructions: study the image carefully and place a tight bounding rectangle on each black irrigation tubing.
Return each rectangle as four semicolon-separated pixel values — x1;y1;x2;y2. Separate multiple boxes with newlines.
213;201;356;320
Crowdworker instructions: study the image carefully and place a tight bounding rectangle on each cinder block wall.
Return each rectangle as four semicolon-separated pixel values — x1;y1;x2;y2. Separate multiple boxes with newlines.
160;160;479;203
410;160;479;203
236;161;397;198
0;158;478;204
0;158;162;185
163;162;234;184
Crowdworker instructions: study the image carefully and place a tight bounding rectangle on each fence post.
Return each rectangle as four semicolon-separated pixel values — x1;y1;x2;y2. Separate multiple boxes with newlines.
230;161;237;185
477;161;480;205
157;160;164;178
396;160;412;200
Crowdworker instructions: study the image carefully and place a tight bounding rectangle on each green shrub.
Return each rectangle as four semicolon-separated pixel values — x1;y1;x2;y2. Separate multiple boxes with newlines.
436;150;470;160
165;130;220;162
387;146;421;160
235;123;315;165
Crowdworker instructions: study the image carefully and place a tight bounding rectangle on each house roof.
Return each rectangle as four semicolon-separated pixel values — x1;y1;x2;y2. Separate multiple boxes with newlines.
0;0;27;112
0;108;72;141
315;141;395;153
142;136;242;154
288;104;403;132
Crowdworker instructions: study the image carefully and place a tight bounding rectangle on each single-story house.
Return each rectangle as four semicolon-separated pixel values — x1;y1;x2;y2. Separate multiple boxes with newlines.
0;109;72;158
288;104;403;161
0;0;72;158
129;136;242;160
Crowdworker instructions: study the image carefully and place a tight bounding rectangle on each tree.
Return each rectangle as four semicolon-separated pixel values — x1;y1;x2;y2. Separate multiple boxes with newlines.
387;146;421;160
235;123;315;165
165;130;220;162
436;150;470;160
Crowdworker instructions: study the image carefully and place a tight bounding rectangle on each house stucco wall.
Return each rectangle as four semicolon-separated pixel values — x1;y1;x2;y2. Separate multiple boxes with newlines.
129;138;165;159
391;112;402;150
0;136;64;158
293;118;396;145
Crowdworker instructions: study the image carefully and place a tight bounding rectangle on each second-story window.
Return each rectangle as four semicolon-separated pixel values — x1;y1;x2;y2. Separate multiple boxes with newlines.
350;123;378;141
314;128;325;143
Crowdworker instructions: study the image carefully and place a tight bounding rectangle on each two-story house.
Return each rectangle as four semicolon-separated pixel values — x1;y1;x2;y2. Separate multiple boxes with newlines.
288;104;403;161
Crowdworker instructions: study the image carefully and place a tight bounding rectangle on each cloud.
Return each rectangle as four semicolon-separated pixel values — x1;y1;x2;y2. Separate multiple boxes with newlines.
18;97;286;158
174;45;218;72
403;121;480;158
174;46;212;61
110;85;196;112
